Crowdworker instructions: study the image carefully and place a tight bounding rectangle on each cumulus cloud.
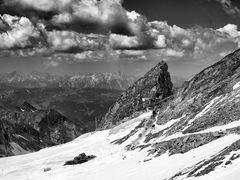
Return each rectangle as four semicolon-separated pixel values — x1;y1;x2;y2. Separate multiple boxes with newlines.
0;14;40;49
147;21;240;59
2;0;145;35
217;24;240;37
154;35;167;48
47;30;106;52
109;34;141;49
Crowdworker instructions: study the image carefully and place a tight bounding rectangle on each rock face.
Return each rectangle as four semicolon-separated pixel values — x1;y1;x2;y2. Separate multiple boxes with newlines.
0;102;81;157
101;61;173;128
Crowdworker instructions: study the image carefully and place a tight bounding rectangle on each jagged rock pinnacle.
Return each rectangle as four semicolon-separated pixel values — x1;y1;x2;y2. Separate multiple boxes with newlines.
101;60;173;129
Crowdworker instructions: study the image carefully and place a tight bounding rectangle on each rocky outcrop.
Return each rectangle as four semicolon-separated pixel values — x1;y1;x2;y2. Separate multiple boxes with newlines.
64;153;96;166
101;61;173;129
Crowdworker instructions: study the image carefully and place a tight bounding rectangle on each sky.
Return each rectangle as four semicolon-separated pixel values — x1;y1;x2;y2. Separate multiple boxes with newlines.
0;0;240;79
123;0;240;28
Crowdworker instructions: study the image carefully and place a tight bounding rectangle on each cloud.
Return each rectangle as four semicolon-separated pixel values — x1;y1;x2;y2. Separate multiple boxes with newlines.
47;30;80;52
126;11;140;21
121;50;145;56
0;1;240;65
0;14;40;49
3;0;76;13
215;0;240;18
74;50;105;60
109;34;141;49
43;60;60;68
163;49;185;57
3;0;145;35
148;21;240;59
154;35;167;48
47;30;106;52
217;24;240;37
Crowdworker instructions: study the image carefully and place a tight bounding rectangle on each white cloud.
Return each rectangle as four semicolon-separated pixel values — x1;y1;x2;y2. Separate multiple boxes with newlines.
43;60;60;68
109;34;141;49
154;35;167;48
73;51;104;60
164;49;185;57
0;14;40;49
47;31;105;52
148;21;240;59
47;31;80;51
122;50;144;56
127;11;141;21
217;24;240;37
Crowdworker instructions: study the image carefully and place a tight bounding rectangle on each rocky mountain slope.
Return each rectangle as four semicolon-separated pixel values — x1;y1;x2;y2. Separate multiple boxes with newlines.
101;60;173;128
1;50;240;179
0;102;81;157
0;71;135;90
0;88;122;133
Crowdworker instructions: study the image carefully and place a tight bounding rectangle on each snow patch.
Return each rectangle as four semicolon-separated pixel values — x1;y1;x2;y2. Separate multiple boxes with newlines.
233;81;240;90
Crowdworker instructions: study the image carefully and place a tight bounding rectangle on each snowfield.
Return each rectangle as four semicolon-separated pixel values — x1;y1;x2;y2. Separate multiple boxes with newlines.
1;111;240;180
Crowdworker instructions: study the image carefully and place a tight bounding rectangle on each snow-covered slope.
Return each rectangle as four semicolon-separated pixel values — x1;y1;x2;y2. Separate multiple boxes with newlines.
1;105;240;180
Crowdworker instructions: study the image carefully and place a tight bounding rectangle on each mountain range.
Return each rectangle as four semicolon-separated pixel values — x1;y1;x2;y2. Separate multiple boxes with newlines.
0;71;136;90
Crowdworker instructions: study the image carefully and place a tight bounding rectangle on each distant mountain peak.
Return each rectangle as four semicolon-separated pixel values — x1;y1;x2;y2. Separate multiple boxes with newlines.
18;102;37;113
